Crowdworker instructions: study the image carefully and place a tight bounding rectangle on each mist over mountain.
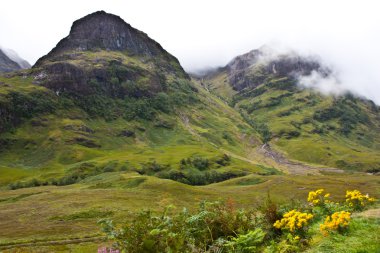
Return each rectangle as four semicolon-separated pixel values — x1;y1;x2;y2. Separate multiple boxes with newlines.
0;47;30;72
1;47;31;69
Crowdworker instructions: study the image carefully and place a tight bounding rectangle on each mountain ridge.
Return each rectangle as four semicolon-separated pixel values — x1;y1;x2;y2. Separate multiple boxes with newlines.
0;48;31;72
203;47;380;171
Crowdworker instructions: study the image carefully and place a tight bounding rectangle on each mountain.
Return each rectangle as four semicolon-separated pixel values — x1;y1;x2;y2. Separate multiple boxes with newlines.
0;12;379;251
0;49;20;72
203;46;380;171
32;10;188;98
0;11;273;189
1;47;31;69
0;47;30;72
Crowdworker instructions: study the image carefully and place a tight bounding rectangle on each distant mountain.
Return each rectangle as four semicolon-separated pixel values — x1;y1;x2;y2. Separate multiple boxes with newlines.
0;47;30;72
204;46;380;171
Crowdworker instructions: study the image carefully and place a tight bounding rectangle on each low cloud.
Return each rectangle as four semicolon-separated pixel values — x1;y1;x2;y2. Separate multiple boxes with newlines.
297;70;347;97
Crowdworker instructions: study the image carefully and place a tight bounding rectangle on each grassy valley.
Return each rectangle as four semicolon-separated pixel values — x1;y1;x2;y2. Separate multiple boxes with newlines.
0;11;378;253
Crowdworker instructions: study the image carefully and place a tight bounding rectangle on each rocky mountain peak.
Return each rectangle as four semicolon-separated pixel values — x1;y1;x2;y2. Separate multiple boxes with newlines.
31;11;189;99
35;11;175;66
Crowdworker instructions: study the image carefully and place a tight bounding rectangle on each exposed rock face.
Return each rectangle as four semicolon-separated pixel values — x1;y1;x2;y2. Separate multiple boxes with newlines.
225;47;329;91
0;49;22;72
35;11;182;67
33;11;188;97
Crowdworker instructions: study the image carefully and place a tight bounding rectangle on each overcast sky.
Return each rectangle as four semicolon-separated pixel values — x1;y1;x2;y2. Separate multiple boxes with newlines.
1;0;380;103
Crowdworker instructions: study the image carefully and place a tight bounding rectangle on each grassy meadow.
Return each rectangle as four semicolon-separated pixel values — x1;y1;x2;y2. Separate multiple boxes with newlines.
0;71;379;252
0;172;378;252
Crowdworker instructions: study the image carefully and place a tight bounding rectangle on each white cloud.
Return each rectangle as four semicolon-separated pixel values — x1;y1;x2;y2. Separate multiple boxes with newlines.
297;70;346;97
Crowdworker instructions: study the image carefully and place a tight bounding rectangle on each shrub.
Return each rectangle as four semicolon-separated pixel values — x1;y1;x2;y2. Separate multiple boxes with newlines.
139;161;170;175
307;189;331;207
191;157;210;171
99;201;262;252
273;210;313;235
319;211;351;236
223;228;266;252
345;190;376;211
215;154;231;166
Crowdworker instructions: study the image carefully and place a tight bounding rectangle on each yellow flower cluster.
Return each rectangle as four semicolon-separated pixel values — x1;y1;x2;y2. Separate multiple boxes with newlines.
307;189;330;206
273;210;313;233
320;211;351;236
346;190;376;208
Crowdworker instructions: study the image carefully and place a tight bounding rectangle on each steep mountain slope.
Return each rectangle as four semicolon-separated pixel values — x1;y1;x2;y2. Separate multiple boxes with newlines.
0;11;274;188
204;47;380;171
0;49;21;73
0;48;30;72
1;47;31;69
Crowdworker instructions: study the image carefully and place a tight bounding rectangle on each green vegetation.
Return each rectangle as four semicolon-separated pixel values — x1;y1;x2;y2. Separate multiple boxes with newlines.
0;70;266;190
1;36;379;253
206;70;380;171
0;172;378;251
0;75;58;132
98;189;378;252
307;217;380;253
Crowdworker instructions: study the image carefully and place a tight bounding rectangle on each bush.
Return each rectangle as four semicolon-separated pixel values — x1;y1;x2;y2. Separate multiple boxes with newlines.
215;154;231;166
139;161;170;175
320;211;351;236
99;201;261;252
223;228;266;252
345;190;376;211
99;189;378;252
273;210;314;235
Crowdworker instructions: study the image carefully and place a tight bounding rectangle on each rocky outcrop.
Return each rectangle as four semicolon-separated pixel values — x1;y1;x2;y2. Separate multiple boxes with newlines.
35;11;177;64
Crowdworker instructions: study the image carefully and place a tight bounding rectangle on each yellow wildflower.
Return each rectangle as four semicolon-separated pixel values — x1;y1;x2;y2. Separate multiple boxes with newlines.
345;190;376;210
320;211;351;236
274;210;313;233
308;189;331;206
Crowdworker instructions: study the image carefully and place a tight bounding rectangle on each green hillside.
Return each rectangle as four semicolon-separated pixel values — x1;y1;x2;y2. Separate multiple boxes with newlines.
0;12;379;252
204;49;380;172
0;12;273;190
